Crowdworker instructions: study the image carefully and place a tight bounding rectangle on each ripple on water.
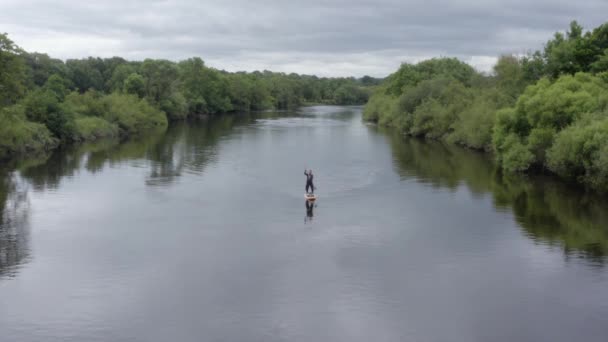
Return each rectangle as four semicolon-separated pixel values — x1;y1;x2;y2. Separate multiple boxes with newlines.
255;117;347;130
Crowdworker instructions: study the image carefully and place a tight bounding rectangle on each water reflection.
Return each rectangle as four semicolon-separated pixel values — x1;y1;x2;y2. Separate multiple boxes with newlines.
382;128;608;261
144;115;253;186
0;169;31;278
0;115;254;279
14;115;253;193
304;200;315;223
0;115;256;282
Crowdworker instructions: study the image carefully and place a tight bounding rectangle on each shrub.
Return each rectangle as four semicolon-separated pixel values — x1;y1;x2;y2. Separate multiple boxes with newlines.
448;94;499;150
62;90;106;117
547;112;608;191
405;79;473;139
123;73;145;98
74;116;119;141
363;89;397;123
0;105;57;158
500;134;535;172
160;91;188;121
22;89;76;140
493;73;608;171
101;93;167;136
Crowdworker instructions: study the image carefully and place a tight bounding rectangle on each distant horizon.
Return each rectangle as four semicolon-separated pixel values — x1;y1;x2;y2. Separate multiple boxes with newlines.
3;0;608;77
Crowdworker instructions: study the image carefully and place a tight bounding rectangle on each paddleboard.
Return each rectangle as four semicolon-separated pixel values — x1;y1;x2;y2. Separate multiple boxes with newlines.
305;193;318;201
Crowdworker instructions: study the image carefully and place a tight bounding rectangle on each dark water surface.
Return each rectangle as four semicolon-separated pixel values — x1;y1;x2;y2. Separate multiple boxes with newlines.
1;106;607;342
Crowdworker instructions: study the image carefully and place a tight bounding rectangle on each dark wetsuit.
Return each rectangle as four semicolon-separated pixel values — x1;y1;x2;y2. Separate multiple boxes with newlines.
305;171;314;193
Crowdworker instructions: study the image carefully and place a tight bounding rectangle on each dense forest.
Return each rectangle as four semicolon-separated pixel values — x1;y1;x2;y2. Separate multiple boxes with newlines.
0;33;377;160
364;21;608;192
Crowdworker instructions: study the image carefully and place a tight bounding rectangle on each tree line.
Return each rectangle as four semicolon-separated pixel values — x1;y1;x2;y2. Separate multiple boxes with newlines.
0;33;378;159
364;21;608;192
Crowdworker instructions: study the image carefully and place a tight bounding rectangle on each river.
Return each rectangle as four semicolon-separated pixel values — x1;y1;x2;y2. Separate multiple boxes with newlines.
1;106;607;341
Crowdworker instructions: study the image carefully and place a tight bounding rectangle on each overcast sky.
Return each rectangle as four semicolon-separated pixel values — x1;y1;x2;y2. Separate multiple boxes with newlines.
2;0;607;77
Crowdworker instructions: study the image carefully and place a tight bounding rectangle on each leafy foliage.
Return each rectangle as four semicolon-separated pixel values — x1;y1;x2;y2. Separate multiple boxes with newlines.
493;73;608;171
100;93;168;136
0;32;376;159
385;58;476;96
74;116;119;142
0;33;27;108
547;112;608;191
365;21;608;192
123;73;146;98
522;21;608;80
0;105;57;159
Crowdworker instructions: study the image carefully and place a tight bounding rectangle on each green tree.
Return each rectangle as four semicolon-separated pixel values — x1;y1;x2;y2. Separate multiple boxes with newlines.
521;51;546;82
100;57;128;92
101;93;167;135
23;52;68;87
23;89;76;141
140;59;178;105
107;63;137;92
123;73;146;98
0;33;26;108
386;58;476;96
0;105;57;158
360;75;382;86
160;91;188;120
66;58;105;92
547;113;608;191
178;57;232;114
493;73;608;172
590;49;608;73
178;57;208;113
493;55;527;101
44;74;69;101
227;74;253;111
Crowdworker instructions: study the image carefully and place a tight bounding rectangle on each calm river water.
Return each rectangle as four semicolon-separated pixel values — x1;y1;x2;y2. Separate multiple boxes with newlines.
1;106;607;341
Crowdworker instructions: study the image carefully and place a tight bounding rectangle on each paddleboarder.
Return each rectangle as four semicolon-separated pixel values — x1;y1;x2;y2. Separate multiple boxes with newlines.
304;169;315;194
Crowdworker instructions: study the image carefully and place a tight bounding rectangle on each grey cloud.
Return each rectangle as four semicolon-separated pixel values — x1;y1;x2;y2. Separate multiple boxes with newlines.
1;0;607;77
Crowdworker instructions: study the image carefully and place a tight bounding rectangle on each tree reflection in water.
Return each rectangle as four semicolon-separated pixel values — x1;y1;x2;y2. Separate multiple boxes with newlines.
381;127;608;262
0;115;252;279
0;169;31;279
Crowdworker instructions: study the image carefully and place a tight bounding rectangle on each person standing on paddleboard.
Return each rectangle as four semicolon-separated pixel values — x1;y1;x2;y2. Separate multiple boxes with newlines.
304;169;315;194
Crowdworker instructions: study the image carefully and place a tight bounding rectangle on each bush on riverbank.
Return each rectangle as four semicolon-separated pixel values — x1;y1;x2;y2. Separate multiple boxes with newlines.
493;73;608;173
18;87;167;142
547;112;608;191
22;88;76;141
0;106;57;159
363;89;398;124
364;57;519;151
447;89;509;150
73;116;119;141
100;93;168;136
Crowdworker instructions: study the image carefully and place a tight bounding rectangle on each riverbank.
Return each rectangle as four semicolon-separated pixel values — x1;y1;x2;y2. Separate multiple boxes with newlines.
0;32;376;162
364;21;608;193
